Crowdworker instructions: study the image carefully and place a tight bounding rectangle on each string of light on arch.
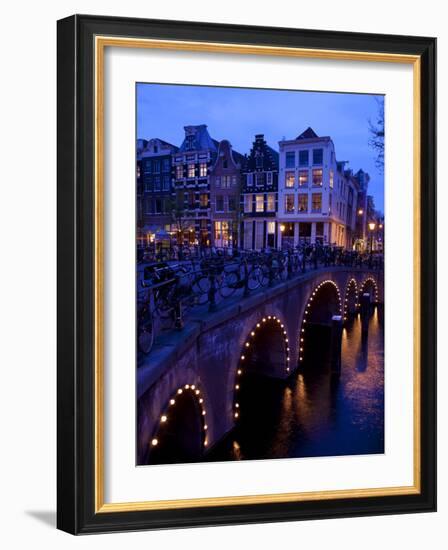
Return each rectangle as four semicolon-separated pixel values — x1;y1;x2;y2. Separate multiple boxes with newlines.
360;277;379;303
343;278;359;321
150;383;209;450
234;315;290;420
298;280;342;364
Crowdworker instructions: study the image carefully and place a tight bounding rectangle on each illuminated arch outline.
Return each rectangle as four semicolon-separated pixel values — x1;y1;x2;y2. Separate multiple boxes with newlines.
149;383;209;451
298;280;342;364
360;276;379;303
233;315;290;421
343;278;359;321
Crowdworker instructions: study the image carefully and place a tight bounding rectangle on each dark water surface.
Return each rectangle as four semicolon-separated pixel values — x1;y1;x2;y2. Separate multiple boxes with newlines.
206;307;384;462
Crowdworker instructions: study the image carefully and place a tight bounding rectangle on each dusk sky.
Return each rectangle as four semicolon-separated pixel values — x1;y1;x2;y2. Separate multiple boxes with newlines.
137;83;384;211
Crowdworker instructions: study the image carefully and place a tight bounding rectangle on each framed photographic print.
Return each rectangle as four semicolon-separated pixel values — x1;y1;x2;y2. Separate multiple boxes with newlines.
57;14;436;534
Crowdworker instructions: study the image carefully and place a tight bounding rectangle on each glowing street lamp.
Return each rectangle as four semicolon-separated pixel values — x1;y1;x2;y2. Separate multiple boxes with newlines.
358;208;364;215
280;224;286;233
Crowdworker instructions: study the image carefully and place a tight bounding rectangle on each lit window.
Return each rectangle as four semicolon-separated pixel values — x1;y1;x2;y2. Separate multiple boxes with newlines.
176;165;183;179
266;194;275;212
285;152;295;168
312;168;323;186
244;194;252;213
329;169;334;189
299;150;309;166
312;193;322;212
285;194;295;213
299;170;308;187
313;148;323;165
267;221;275;234
199;162;207;177
298;194;308;212
188;164;195;178
285;171;295;188
255;194;264;212
137;164;141;178
199;193;208;207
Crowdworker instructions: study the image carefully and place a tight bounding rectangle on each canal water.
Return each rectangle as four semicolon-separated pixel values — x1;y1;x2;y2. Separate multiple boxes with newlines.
206;306;384;462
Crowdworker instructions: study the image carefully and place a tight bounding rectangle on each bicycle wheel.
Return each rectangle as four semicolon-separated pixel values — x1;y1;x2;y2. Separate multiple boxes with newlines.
220;271;239;298
247;266;262;290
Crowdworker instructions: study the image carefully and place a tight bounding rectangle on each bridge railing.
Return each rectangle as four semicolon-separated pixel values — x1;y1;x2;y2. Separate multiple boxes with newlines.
137;246;383;356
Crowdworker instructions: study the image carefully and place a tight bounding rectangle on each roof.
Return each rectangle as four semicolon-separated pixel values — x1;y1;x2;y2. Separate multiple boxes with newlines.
296;127;319;140
179;124;218;152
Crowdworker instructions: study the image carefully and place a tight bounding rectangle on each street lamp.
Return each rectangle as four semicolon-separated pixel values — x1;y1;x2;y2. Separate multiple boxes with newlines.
358;209;364;216
368;222;376;255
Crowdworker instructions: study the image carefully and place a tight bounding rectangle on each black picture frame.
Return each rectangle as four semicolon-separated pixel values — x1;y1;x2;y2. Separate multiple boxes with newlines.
57;14;436;534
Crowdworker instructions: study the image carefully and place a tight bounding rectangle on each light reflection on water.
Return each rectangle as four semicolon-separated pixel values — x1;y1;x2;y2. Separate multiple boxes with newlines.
206;307;384;462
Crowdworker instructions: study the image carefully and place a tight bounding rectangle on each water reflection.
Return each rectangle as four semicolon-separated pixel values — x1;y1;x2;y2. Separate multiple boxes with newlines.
206;306;384;462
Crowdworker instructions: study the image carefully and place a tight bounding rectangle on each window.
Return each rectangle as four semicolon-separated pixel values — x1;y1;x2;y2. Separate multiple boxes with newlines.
246;173;253;186
187;164;195;178
199;193;208;207
329;169;334;189
185;135;195;150
255;194;264;212
228;197;236;212
285;151;295;168
214;221;230;243
174;156;183;163
299;150;309;166
176;190;184;208
154;198;163;214
312;193;322;212
298;194;308;212
232;175;237;186
222;176;231;188
144;198;152;214
215;176;221;187
285;171;295;188
162;176;170;191
216;195;224;212
255;172;264;186
266;193;275;212
199;162;207;177
299;170;309;187
176;165;183;179
313;148;323;165
188;190;195;208
153;176;161;191
312;168;323;186
266;172;272;185
144;181;151;192
256;154;263;168
244;194;253;213
162;158;170;172
267;221;275;234
285;194;295;213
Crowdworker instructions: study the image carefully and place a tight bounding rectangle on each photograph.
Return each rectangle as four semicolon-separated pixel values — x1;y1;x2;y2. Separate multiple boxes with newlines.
135;83;385;466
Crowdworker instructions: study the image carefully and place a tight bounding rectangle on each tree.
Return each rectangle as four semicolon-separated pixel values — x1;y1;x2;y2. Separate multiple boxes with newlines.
368;97;384;174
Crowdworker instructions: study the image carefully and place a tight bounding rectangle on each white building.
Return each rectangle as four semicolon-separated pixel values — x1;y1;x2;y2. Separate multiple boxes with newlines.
277;127;358;249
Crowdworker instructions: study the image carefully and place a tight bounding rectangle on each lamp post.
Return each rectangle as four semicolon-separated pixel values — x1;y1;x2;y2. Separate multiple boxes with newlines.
368;222;376;266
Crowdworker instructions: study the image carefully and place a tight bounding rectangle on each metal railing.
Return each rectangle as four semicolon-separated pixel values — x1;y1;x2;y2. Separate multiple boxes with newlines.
137;245;383;356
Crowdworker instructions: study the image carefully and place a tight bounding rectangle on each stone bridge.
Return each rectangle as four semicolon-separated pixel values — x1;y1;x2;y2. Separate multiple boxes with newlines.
137;267;383;464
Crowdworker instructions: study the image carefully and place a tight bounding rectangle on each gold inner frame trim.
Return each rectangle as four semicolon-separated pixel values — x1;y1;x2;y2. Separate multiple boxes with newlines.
94;35;421;513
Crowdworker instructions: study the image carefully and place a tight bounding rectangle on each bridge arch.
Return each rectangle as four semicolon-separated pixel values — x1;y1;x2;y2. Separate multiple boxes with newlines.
232;315;290;422
298;279;342;366
360;277;379;303
147;383;209;464
343;278;359;321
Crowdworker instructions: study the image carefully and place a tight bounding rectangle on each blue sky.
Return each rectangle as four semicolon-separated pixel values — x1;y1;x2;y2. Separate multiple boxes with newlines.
137;83;384;211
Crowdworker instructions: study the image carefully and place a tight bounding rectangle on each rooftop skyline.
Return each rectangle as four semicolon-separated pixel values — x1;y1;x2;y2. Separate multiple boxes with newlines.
137;83;384;211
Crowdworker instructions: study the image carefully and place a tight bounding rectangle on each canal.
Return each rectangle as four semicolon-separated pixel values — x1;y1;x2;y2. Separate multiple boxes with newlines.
206;306;384;462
